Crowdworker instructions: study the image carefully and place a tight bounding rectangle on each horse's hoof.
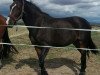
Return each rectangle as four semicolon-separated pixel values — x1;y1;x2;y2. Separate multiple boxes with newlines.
44;71;48;75
79;72;85;75
41;70;48;75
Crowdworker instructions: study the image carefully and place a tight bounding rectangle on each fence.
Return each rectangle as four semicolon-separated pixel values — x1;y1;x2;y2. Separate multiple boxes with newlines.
1;25;100;51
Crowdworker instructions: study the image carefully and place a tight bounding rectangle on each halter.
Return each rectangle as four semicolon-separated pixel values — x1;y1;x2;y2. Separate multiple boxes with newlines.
9;0;25;24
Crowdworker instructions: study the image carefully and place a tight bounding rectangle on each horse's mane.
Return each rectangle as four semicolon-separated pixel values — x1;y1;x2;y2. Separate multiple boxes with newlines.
25;1;42;13
25;1;50;17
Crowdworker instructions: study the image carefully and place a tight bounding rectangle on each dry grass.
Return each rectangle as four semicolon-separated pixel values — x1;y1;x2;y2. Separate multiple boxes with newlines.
0;26;100;75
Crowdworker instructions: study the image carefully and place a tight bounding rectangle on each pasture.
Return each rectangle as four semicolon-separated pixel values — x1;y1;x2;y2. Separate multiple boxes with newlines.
0;25;100;75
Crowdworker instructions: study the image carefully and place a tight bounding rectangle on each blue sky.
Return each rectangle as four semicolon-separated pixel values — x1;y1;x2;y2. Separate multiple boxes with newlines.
0;0;100;23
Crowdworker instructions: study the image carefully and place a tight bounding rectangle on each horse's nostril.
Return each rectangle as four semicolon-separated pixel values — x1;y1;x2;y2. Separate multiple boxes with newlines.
6;18;14;25
7;20;14;28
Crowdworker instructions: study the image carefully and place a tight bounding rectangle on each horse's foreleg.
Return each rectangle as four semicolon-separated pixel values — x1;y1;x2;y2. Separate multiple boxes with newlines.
35;47;49;75
79;42;87;75
79;50;86;75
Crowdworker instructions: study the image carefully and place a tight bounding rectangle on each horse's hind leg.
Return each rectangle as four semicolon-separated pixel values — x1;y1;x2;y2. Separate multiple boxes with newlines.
0;56;3;69
0;44;3;68
35;47;49;75
0;52;2;68
73;40;87;75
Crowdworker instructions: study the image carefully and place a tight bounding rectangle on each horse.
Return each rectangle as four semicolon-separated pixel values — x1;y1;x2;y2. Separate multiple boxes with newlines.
7;0;99;75
0;14;18;68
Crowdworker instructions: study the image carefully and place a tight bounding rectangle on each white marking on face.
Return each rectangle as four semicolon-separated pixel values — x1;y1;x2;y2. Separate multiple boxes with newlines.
6;17;10;25
10;4;17;15
6;4;16;25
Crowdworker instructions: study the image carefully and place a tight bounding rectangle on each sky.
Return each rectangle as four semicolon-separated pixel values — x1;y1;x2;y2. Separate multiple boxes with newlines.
0;0;100;23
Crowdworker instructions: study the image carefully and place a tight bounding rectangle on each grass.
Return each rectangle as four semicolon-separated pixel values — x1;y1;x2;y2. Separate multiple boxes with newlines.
8;26;100;59
0;25;99;75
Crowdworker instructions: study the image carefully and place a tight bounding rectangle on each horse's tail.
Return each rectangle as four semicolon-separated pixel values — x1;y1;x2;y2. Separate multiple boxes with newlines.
88;38;99;55
2;28;18;58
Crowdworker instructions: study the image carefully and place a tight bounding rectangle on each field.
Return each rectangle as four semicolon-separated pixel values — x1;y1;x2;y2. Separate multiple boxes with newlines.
0;26;100;75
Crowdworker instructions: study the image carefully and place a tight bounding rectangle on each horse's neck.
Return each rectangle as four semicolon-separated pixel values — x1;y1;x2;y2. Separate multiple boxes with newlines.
22;3;43;35
23;3;43;26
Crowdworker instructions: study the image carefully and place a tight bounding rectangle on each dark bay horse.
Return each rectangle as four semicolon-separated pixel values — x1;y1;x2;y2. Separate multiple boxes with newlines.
0;14;18;67
7;0;99;75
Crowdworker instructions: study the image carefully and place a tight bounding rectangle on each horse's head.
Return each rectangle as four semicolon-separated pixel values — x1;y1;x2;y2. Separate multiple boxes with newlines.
6;0;25;25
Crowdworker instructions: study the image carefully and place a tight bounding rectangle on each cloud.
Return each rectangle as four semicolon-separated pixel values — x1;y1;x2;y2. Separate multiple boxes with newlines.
0;0;100;23
31;0;100;18
50;0;82;5
31;0;77;17
0;0;12;4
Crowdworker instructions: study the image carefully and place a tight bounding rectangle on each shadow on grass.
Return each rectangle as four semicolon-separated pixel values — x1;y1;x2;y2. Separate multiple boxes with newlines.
15;58;80;75
1;57;16;68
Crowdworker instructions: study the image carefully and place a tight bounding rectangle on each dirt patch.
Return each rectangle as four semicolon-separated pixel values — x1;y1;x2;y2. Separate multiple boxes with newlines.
0;48;100;75
0;26;99;75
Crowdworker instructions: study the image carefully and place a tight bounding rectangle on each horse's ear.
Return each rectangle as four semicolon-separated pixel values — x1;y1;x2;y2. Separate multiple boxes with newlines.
13;0;26;2
13;0;21;1
20;0;26;2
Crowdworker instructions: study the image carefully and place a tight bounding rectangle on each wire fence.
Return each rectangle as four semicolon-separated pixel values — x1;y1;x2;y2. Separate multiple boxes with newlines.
1;24;100;51
1;25;100;32
1;43;100;51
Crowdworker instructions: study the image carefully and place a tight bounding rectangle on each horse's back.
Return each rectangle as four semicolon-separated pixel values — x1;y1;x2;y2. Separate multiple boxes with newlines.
43;15;91;29
35;16;91;46
36;16;78;46
64;16;91;29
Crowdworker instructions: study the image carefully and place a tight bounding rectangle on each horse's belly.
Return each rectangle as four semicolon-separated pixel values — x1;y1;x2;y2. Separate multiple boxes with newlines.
50;35;76;46
37;30;76;47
